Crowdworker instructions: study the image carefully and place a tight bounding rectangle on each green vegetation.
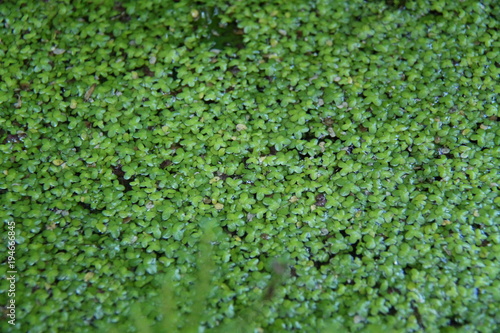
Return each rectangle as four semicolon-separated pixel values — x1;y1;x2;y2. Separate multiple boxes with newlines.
1;0;499;332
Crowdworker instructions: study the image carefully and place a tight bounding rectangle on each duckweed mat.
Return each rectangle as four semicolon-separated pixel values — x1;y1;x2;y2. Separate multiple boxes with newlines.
1;0;499;332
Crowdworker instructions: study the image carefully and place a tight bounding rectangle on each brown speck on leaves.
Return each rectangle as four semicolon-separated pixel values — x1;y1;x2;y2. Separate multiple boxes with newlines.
160;160;172;168
219;173;230;180
322;117;334;126
268;145;278;156
358;125;368;132
141;65;155;77
20;82;31;91
315;193;326;207
229;66;240;75
3;133;26;144
84;83;96;101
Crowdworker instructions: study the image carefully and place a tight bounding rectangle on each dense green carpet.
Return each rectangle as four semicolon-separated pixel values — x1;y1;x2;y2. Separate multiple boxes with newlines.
1;0;499;332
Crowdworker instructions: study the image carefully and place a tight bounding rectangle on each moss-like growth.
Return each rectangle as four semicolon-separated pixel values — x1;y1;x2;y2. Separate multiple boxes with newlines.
1;0;499;332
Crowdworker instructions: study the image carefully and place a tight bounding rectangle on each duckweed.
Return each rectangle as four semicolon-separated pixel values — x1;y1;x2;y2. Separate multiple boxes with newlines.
1;0;499;332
